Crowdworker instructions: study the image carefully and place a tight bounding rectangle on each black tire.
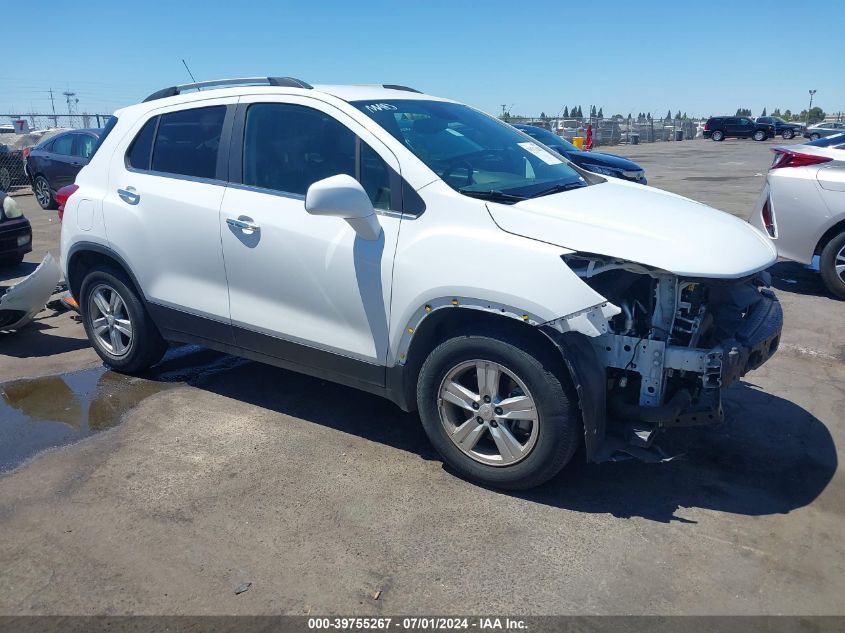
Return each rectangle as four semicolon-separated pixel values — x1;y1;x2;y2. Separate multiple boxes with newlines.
820;232;845;300
810;133;821;140
753;130;767;141
33;175;57;210
0;253;24;268
416;326;580;490
711;130;724;141
80;267;167;373
782;129;795;140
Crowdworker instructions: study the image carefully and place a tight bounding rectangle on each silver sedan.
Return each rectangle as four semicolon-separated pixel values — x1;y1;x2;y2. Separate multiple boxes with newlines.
749;134;845;298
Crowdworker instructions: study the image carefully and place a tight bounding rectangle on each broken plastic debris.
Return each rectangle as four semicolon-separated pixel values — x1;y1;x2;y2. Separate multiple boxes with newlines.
0;253;61;331
234;581;252;595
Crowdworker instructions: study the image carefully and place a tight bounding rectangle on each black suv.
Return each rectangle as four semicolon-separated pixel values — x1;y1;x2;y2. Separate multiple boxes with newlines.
703;117;774;141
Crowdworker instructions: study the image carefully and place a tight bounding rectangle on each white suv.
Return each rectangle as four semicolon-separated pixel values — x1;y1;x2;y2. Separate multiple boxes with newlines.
61;77;783;489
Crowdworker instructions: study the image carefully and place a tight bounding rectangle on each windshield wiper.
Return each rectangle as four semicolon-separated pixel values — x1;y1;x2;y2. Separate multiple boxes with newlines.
530;182;587;198
458;189;527;203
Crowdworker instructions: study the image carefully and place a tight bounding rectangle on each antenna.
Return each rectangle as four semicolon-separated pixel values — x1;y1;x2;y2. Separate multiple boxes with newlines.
182;59;199;87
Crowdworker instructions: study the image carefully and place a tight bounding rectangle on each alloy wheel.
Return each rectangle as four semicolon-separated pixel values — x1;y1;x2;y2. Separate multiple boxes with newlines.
35;178;51;207
88;284;133;357
437;359;539;466
836;244;845;284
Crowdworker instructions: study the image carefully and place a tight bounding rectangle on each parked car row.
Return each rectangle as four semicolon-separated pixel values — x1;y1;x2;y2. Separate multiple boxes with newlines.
804;121;845;140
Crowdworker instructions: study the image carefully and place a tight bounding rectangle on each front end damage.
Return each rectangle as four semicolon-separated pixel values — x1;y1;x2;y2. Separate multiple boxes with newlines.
548;253;782;458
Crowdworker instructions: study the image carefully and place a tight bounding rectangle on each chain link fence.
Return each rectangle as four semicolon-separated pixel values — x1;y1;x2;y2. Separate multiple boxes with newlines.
1;113;110;196
502;115;705;147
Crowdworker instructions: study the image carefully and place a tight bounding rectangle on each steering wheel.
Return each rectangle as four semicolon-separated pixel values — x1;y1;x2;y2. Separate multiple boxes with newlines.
441;159;475;188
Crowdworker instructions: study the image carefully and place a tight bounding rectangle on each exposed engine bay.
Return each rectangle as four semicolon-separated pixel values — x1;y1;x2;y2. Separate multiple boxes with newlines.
560;253;783;447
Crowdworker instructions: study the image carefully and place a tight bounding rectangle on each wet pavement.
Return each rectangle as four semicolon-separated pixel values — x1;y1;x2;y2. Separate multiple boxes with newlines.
0;346;246;473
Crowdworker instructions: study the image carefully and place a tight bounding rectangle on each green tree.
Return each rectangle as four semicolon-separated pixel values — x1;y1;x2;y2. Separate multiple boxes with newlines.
598;107;604;118
783;109;792;119
772;107;781;116
682;112;688;120
590;105;597;117
666;109;672;120
761;107;767;116
801;107;826;124
562;106;569;117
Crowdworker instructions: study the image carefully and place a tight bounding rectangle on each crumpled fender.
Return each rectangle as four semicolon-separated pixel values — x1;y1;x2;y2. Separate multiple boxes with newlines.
0;253;61;331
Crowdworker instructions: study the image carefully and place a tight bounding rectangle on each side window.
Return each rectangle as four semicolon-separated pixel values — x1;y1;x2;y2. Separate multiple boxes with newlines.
242;103;394;209
359;142;391;210
73;134;97;159
151;106;225;179
740;118;751;126
126;117;158;170
52;134;74;156
243;103;355;195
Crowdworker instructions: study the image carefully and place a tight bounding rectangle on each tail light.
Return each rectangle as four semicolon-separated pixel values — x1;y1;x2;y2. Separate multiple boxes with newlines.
22;147;31;160
55;184;79;222
761;197;776;237
703;121;710;130
771;149;833;169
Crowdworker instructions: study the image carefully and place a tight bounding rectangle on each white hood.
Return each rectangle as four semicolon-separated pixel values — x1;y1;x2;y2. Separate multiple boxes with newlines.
486;179;777;278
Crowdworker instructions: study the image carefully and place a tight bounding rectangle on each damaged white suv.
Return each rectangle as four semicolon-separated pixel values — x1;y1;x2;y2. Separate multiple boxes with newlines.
60;77;782;489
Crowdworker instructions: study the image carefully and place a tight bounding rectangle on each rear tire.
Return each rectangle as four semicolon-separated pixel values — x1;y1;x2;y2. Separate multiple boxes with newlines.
416;326;580;490
711;130;724;141
810;133;821;140
782;129;795;140
820;232;845;300
80;267;167;373
33;175;57;210
753;130;767;141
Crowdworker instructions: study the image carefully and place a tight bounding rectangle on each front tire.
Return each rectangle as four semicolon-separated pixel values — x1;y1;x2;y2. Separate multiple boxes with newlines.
711;130;725;141
820;232;845;300
33;175;57;210
416;326;580;490
753;130;767;141
782;129;795;140
810;133;821;140
80;267;167;372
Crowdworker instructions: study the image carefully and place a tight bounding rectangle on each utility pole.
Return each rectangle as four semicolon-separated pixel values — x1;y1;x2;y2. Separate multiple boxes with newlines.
807;89;816;127
63;89;79;127
49;88;58;128
501;104;507;118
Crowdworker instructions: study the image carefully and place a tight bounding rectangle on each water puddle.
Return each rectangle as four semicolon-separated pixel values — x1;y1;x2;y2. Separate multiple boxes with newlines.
0;345;246;472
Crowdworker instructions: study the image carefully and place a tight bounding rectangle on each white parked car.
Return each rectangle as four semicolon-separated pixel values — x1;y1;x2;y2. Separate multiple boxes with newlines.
750;135;845;298
60;77;782;489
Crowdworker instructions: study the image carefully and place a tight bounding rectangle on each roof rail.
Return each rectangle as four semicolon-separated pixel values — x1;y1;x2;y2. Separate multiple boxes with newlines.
381;84;422;94
142;76;313;102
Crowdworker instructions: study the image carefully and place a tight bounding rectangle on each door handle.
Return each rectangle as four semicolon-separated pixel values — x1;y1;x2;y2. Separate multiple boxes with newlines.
117;188;140;205
226;217;260;233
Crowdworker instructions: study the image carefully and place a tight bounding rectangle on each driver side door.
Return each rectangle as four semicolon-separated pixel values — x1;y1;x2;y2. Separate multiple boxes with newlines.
219;96;404;385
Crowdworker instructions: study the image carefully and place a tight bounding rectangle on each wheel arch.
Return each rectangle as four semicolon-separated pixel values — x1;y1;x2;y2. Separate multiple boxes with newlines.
390;305;607;460
815;219;845;257
66;242;145;307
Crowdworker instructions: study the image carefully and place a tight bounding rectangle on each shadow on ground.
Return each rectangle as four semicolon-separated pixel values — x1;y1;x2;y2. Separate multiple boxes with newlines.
178;351;836;524
769;261;834;299
0;312;90;357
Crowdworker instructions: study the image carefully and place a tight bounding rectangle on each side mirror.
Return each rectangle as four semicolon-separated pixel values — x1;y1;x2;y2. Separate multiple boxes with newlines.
305;174;382;240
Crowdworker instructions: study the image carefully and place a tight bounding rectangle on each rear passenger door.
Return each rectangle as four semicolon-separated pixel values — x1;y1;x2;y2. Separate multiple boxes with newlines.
45;133;79;189
103;99;236;339
219;96;403;382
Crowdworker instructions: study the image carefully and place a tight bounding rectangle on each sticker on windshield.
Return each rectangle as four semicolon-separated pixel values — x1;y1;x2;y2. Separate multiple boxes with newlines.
518;142;563;165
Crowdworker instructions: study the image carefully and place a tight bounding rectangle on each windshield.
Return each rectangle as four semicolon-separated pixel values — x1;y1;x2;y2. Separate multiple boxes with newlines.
352;99;587;200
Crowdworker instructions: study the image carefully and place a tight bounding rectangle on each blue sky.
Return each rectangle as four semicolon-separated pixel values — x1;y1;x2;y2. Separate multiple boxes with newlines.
3;0;843;120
